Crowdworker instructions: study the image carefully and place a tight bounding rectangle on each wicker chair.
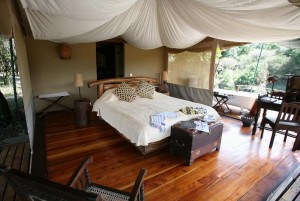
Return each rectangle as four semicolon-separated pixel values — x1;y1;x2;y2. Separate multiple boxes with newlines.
260;102;300;151
0;165;100;201
67;156;147;201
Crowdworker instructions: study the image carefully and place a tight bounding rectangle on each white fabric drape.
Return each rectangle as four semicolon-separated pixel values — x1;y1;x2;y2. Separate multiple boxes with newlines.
20;0;300;49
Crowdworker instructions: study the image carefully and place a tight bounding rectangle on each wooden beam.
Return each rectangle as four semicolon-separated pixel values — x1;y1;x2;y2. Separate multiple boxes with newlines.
209;39;218;90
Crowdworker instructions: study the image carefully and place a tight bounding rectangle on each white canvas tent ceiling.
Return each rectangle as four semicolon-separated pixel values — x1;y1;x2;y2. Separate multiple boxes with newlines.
19;0;300;50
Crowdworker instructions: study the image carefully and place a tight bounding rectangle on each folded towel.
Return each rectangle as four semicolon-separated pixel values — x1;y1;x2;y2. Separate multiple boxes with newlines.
150;112;177;132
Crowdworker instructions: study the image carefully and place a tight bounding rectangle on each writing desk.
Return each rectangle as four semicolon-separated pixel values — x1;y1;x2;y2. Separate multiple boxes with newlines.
37;92;72;118
252;95;282;135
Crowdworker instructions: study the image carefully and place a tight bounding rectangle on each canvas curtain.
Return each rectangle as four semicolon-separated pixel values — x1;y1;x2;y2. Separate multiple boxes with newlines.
20;0;300;50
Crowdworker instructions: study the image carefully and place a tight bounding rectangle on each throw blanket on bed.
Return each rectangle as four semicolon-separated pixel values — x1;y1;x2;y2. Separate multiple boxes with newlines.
179;107;207;116
92;90;221;146
150;112;178;132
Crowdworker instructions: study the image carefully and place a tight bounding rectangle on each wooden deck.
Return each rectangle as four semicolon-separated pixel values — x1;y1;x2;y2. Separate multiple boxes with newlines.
0;141;31;201
43;111;300;201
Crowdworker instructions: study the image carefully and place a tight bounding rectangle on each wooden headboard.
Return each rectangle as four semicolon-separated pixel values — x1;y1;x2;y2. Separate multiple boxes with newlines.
88;76;158;98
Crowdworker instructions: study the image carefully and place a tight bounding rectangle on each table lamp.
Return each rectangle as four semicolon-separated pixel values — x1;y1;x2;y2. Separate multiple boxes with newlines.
74;73;83;99
267;75;278;92
159;71;169;93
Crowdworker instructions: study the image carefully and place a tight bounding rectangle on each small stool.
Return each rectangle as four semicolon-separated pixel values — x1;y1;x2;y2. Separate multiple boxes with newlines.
74;98;90;126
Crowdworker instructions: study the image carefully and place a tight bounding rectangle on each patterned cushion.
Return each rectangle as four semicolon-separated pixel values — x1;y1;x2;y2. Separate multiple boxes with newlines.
179;107;207;116
113;82;136;102
136;81;155;99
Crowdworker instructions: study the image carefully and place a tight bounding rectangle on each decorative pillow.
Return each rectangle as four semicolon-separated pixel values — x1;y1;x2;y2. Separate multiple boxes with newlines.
98;88;118;102
136;80;155;99
113;82;136;102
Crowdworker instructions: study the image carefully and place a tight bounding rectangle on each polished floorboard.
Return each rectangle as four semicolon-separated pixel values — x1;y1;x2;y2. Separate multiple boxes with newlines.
45;111;300;201
0;141;31;201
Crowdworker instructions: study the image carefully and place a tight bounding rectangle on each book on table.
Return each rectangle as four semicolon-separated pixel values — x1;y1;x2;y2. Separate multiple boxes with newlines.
180;120;196;129
194;121;210;133
180;120;210;133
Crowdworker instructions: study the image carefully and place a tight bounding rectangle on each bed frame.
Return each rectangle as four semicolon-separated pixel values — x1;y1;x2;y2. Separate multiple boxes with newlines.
88;76;169;155
88;76;158;98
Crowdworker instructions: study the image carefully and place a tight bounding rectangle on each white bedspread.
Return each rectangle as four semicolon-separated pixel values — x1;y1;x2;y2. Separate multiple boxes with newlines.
92;90;221;146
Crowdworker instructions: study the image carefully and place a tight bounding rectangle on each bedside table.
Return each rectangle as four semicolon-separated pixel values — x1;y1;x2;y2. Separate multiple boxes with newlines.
156;83;170;96
74;98;90;126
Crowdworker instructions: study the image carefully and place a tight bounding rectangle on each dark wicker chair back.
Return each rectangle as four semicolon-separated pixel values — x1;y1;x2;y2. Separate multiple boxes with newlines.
67;156;147;201
0;165;100;201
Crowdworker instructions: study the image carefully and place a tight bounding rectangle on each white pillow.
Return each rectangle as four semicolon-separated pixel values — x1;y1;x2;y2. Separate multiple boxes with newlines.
98;88;118;102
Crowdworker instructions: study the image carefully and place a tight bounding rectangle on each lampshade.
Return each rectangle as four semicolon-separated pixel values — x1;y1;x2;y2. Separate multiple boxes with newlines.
267;76;278;83
162;71;168;82
74;73;83;87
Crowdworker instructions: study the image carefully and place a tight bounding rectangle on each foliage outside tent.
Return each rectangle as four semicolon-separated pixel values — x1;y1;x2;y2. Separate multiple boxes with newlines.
0;35;17;86
215;43;300;93
0;35;26;141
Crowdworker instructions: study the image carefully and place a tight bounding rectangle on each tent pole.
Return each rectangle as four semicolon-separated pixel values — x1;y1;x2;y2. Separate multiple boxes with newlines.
9;38;18;113
209;39;218;90
250;43;264;93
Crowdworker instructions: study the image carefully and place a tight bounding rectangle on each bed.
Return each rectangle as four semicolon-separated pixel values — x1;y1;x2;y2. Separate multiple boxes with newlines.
88;77;222;155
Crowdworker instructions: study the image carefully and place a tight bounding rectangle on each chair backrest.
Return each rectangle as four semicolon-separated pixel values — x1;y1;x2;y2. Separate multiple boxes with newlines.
129;167;147;201
286;75;300;102
67;156;147;201
67;156;94;190
0;165;101;201
276;102;300;128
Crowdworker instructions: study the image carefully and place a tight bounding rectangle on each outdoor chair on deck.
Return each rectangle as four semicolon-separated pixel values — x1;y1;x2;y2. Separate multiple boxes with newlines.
0;165;100;201
67;156;147;201
260;102;300;151
0;157;147;201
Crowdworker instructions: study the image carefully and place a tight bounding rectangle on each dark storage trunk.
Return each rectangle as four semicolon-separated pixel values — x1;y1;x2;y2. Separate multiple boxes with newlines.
170;122;223;166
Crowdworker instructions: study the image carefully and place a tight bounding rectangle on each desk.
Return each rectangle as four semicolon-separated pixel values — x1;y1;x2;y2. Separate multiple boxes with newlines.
252;95;282;135
37;92;72;118
213;92;231;113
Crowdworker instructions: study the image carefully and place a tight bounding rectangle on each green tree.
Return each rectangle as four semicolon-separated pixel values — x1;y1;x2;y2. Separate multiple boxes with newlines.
281;48;300;75
215;42;299;92
0;35;12;86
237;45;250;56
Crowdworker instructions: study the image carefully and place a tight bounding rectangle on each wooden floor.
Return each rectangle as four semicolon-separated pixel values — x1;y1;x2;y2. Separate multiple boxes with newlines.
44;111;300;201
0;141;31;201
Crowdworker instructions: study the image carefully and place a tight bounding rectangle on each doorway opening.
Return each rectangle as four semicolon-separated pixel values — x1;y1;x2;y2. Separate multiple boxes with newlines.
96;43;124;79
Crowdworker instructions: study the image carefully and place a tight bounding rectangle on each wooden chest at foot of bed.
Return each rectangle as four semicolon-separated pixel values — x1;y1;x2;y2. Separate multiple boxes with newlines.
170;122;223;166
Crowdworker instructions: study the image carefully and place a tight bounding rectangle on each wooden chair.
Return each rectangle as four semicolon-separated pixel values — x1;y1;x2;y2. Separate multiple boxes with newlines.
0;165;100;201
67;156;147;201
285;75;300;102
260;102;300;151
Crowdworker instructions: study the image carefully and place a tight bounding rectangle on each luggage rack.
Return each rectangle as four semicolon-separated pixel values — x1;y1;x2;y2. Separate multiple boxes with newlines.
36;92;72;118
213;91;232;114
